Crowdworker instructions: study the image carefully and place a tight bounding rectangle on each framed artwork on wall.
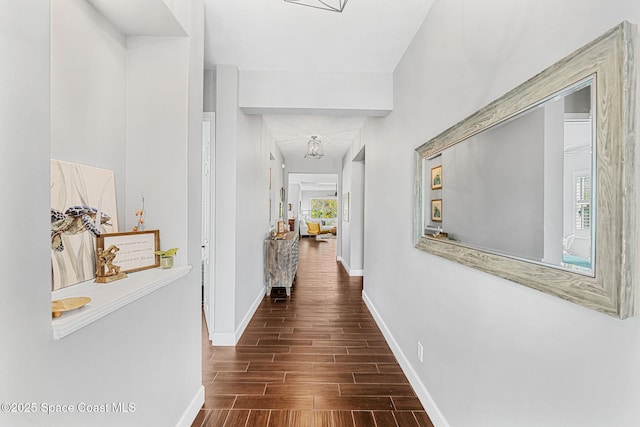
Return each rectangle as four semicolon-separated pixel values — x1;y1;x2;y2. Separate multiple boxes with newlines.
431;199;442;222
342;192;350;222
51;159;119;290
431;165;442;189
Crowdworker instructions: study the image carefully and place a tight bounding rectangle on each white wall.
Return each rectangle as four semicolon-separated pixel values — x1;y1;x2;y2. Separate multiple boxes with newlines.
239;70;393;116
126;36;190;252
285;156;342;176
213;65;239;339
50;0;127;224
235;109;267;327
203;69;215;113
363;1;640;426
0;1;203;426
213;66;271;344
433;107;545;259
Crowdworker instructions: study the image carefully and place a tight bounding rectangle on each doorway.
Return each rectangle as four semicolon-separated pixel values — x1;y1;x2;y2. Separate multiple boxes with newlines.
202;113;215;340
288;173;339;253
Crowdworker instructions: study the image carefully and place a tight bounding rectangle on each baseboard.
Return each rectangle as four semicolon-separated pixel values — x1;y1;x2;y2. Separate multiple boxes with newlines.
362;291;450;427
175;385;204;427
211;287;264;346
210;331;236;346
235;287;265;341
339;257;364;277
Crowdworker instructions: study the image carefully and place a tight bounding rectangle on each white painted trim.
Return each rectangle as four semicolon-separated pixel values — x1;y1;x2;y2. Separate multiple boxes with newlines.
52;265;192;340
235;287;265;340
210;332;236;346
339;257;364;277
362;291;450;427
211;287;265;346
175;385;204;427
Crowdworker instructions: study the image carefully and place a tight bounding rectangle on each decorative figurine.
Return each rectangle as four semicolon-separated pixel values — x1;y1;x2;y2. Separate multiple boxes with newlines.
95;244;127;283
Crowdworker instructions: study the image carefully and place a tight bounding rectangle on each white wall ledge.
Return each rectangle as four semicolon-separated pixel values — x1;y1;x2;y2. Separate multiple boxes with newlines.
51;265;191;340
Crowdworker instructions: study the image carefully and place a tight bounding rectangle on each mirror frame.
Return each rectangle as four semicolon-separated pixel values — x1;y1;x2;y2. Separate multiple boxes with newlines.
414;22;638;318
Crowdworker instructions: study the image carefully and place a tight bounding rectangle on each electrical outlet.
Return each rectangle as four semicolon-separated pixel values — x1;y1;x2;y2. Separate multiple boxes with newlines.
417;341;424;363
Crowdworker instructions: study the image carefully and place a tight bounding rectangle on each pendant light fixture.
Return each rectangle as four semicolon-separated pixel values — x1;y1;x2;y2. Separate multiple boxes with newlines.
304;136;324;159
284;0;349;13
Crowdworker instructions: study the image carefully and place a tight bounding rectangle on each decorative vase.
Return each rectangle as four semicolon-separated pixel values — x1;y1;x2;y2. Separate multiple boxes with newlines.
160;256;174;269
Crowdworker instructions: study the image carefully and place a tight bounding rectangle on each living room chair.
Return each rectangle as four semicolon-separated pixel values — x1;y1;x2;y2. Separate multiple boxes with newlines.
306;222;331;236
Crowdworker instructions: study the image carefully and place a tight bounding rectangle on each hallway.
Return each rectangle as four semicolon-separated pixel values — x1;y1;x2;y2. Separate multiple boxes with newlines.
193;237;433;426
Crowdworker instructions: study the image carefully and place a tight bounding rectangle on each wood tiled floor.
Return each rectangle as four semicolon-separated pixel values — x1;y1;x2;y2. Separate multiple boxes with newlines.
193;237;433;427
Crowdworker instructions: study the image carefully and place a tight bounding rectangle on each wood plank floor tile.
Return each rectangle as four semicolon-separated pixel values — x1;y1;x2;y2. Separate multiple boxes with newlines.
203;395;235;410
352;411;376;426
208;361;249;372
393;411;420;426
353;373;409;384
335;355;398;364
246;409;271;427
373;411;399;427
312;363;379;373
201;409;229;427
313;410;333;427
332;411;355;427
273;353;335;363
214;371;284;383
414;411;436;427
234;396;314;410
247;361;313;372
346;346;393;355
265;383;340;397
190;409;208;427
208;382;266;395
267;410;289;426
288;409;312;427
199;238;430;424
223;409;249;426
377;364;403;373
285;372;355;384
339;384;416;397
290;346;348;354
314;396;394;411
392;396;426;410
211;352;276;362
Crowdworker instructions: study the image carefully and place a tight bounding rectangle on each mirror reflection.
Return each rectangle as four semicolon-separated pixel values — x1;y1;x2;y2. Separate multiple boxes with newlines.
423;78;595;276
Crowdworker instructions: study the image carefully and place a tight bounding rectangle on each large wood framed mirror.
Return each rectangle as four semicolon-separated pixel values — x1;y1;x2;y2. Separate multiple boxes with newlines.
414;22;638;318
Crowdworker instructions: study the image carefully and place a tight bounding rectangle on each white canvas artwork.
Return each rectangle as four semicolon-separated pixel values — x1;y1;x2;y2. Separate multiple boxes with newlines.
51;160;118;290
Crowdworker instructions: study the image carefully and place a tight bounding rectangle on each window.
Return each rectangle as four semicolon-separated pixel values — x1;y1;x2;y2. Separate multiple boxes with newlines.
310;198;337;219
575;175;591;230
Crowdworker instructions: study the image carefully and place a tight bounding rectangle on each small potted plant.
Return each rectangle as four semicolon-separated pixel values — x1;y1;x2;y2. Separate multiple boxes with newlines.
155;247;179;269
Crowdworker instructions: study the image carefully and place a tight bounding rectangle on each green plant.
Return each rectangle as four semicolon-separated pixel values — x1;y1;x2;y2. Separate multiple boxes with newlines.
155;248;178;258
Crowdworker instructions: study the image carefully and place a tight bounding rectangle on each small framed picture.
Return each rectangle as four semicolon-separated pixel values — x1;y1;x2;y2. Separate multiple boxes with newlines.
96;230;160;274
431;165;442;190
342;192;350;222
431;199;442;222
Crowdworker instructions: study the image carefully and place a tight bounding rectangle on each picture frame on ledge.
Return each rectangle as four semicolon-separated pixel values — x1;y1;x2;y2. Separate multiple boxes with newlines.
96;230;160;274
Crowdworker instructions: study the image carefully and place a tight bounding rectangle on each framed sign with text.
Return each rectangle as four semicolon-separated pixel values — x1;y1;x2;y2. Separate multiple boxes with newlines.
96;230;160;274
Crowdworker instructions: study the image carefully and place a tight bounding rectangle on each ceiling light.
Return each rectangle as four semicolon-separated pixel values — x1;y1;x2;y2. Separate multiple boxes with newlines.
284;0;349;13
305;136;324;159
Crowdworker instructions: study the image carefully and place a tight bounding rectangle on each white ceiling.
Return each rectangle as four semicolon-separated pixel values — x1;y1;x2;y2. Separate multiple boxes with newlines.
203;0;434;161
263;114;366;162
203;0;433;72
